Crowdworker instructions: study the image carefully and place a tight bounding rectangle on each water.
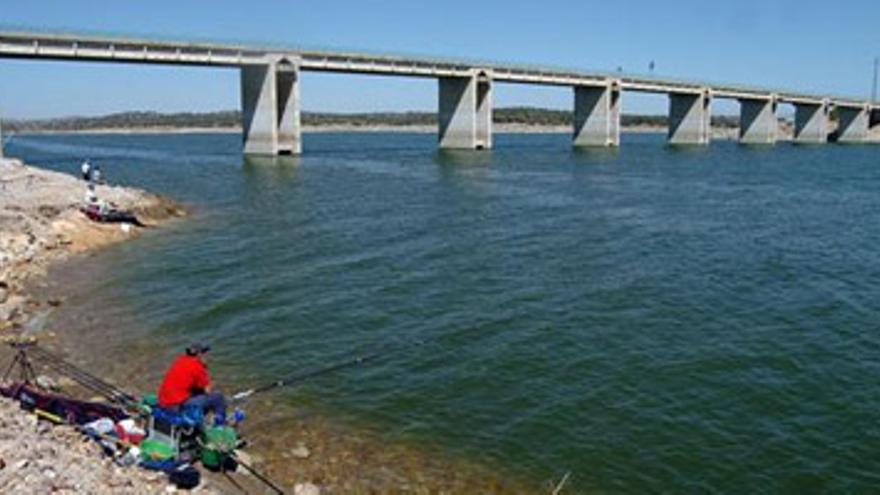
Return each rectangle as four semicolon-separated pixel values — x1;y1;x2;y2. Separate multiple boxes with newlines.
8;132;880;492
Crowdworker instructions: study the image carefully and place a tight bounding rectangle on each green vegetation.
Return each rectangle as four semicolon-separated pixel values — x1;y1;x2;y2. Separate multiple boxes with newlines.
5;107;740;132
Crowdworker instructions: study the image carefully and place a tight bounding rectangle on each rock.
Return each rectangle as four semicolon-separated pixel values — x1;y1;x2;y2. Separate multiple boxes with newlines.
289;442;311;459
0;296;22;322
0;281;7;304
36;421;51;436
35;375;58;390
294;482;322;495
37;205;61;219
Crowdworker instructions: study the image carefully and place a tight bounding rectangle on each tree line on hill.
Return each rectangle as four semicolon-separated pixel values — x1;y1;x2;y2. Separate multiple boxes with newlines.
4;108;740;132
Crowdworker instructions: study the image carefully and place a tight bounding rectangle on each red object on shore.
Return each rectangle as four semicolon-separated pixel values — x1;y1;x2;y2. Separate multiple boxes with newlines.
157;355;210;408
114;422;145;445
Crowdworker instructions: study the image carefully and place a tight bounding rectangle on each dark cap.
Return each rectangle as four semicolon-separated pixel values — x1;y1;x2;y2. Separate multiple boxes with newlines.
186;341;211;356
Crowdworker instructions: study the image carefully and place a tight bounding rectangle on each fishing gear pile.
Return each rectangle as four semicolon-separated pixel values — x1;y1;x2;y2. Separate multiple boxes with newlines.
0;339;284;493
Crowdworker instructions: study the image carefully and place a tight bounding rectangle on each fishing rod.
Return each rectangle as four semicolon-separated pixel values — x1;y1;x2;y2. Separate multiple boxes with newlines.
29;345;139;407
229;329;452;402
230;319;512;403
228;451;287;494
231;350;386;402
30;345;128;398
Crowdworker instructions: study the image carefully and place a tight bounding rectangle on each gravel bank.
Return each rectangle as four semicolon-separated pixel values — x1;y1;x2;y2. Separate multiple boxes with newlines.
0;395;218;494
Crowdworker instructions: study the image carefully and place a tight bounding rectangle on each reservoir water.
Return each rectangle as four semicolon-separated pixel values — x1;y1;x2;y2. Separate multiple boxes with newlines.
8;132;880;492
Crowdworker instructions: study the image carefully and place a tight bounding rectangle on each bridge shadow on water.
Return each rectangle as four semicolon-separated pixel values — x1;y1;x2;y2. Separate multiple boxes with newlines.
241;155;302;187
570;146;621;166
434;149;494;168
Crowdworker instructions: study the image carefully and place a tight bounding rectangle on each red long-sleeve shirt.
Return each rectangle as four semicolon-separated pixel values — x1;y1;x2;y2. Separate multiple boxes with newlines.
158;354;211;408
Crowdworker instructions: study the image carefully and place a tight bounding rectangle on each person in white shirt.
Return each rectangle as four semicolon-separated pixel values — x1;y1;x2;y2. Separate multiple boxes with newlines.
81;160;91;181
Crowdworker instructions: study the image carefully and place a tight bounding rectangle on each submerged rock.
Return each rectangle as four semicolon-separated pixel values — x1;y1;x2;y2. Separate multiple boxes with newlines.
294;482;321;495
289;442;311;460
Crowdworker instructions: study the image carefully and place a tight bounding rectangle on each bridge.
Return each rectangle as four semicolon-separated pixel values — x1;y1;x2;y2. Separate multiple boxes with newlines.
0;29;878;156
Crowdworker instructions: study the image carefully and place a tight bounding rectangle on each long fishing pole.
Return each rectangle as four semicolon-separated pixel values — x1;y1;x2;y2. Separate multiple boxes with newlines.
30;346;127;398
231;350;386;402
30;345;139;406
229;330;449;402
232;318;511;403
228;451;287;494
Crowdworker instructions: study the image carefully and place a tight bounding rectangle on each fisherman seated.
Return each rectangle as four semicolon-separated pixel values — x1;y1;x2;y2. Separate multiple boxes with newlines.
157;342;228;427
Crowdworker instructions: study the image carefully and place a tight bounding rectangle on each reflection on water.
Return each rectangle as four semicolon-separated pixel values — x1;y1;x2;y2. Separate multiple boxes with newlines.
434;149;494;168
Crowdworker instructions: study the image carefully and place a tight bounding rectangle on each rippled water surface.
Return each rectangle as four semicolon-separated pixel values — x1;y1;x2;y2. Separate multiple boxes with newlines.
8;132;880;492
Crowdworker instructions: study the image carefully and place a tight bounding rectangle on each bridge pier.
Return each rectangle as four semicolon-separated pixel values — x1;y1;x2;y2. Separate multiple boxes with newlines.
573;82;621;147
793;101;830;144
738;97;777;145
0;117;3;159
240;59;301;155
668;90;711;145
831;105;870;143
438;70;492;150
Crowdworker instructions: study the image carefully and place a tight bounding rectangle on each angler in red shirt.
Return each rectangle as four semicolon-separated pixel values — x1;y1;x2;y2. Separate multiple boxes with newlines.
158;342;227;426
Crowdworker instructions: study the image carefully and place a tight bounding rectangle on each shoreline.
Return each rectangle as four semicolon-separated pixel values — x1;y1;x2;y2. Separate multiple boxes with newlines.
0;156;539;494
10;123;672;135
0;157;199;493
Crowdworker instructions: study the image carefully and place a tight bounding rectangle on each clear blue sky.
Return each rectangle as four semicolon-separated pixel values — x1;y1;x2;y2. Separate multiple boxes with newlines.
1;0;878;119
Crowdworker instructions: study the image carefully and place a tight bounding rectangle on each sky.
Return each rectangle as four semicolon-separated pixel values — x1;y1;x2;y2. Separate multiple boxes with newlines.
1;0;878;119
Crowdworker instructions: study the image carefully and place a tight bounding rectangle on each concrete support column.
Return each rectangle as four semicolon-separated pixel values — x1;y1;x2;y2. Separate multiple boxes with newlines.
276;65;301;154
793;101;830;144
240;58;301;155
832;105;869;143
738;97;777;145
0;117;4;159
438;70;492;150
871;108;880;130
668;90;711;145
573;81;621;147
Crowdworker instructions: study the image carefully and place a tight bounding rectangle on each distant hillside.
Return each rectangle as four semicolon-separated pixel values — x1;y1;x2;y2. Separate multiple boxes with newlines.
5;108;740;132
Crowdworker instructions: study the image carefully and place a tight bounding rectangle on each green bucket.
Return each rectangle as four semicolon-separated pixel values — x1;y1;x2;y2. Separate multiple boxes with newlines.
200;426;238;470
140;439;175;462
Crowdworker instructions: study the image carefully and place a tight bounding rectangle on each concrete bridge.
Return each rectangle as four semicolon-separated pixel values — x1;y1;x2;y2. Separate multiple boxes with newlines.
0;29;878;156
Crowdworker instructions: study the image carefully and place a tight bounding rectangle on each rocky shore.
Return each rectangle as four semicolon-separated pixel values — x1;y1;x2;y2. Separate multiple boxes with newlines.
0;396;217;494
0;157;197;493
0;157;186;328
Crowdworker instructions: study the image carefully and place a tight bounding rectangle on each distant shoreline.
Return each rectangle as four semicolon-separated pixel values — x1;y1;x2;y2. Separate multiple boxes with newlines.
10;123;686;136
7;124;767;142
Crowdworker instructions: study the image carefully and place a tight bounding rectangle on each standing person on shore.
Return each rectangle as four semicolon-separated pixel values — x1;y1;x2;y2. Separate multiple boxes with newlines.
80;159;92;181
157;342;228;426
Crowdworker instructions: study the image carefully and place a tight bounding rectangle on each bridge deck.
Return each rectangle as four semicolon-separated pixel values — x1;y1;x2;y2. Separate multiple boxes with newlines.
0;29;873;109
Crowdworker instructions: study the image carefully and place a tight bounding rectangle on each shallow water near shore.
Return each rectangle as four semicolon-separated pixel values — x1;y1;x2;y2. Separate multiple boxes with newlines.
8;132;880;492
